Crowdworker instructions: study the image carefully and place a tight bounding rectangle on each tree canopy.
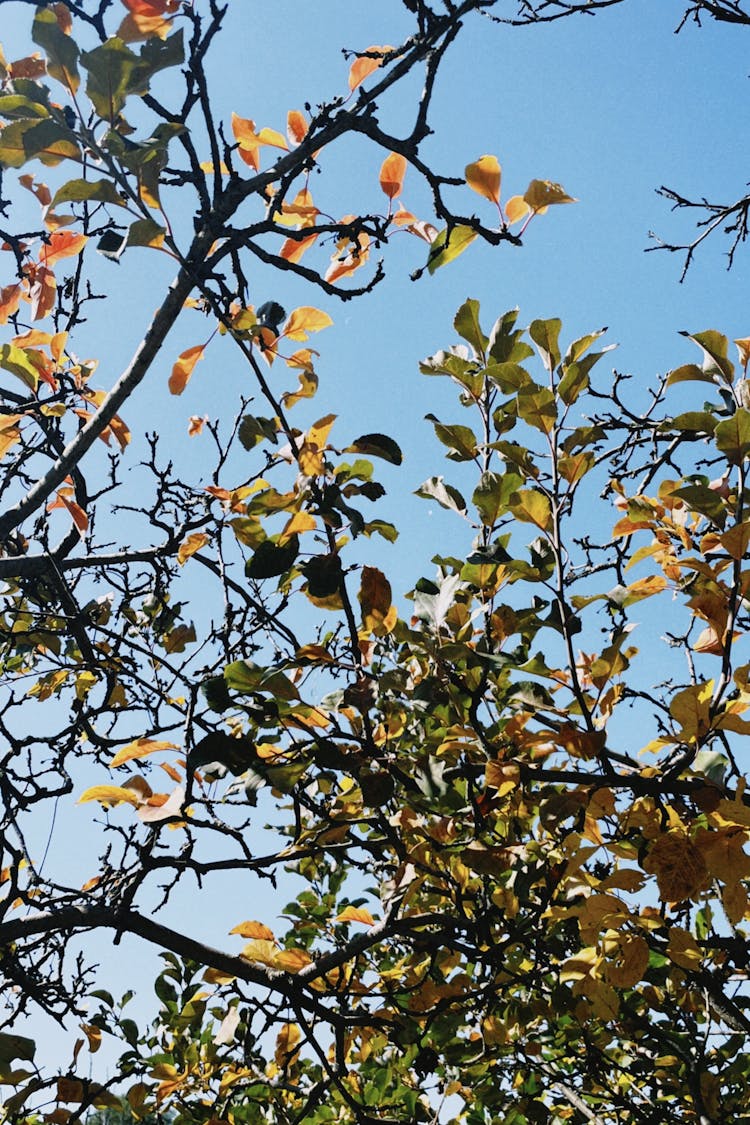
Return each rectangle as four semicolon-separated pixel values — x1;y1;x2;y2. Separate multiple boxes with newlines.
1;3;750;1124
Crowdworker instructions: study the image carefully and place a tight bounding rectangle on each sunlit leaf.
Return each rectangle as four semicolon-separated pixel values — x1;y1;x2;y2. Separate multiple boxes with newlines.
523;179;577;212
109;739;178;768
348;45;392;91
379;151;407;200
465;154;501;204
168;344;205;395
78;785;141;808
426;225;477;274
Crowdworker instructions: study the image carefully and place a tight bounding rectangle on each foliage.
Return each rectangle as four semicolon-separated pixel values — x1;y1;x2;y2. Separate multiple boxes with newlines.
1;3;750;1125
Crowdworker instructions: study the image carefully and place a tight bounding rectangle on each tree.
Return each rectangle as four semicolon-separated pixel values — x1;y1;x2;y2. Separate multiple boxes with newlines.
1;2;750;1125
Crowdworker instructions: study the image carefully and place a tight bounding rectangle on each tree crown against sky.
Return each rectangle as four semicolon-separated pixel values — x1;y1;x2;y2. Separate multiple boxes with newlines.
1;2;750;1124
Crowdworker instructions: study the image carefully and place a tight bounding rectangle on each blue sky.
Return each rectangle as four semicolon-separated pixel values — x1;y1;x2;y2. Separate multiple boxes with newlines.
3;0;750;1079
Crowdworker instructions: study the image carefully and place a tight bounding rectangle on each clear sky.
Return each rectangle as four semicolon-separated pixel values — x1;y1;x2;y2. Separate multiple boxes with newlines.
2;0;749;1079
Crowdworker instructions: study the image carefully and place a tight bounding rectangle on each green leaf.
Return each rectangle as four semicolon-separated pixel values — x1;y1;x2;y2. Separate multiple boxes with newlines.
453;298;487;357
125;217;166;248
517;384;557;433
32;7;80;93
51;178;127;208
238;415;279;450
425;414;478;460
0;1033;36;1065
347;433;402;465
426;225;477;274
680;328;734;384
658;411;717;435
716;409;750;464
472;471;522;526
415;476;467;516
529;317;561;371
223;660;264;694
0;95;50;120
666;363;716;387
0;344;40;390
0;118;78;168
563;327;607;365
245;536;299;579
81;32;183;122
488;309;534;364
484;362;532;393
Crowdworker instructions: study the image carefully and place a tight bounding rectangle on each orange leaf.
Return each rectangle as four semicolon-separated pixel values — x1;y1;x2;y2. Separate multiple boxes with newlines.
230;920;276;941
0;283;23;325
177;531;209;564
188;414;208;436
325;229;370;284
287;110;308;146
348;45;392;91
123;0;180;13
9;55;47;80
379;152;407;200
40;230;87;266
109;739;179;768
169;345;205;395
51;3;73;34
282;307;333;341
49;488;88;535
274;948;312;972
280;232;317;264
336;906;375;925
391;203;416;226
28;265;56;321
465;154;501;205
523;179;577;214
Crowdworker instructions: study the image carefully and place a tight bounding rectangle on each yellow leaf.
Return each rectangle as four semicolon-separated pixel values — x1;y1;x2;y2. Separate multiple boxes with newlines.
230;920;275;940
602;932;649;988
280;510;316;543
379;152;407;200
735;336;750;370
177;532;209;565
282;307;333;341
169;345;205;395
643;831;709;902
78;785;141;808
335;906;375;925
274;948;313;972
274;1022;301;1067
359;566;393;635
504;195;531;224
81;1024;101;1054
465;154;501;204
240;939;280;966
666;926;702;971
109;739;178;768
523;179;577;213
722;880;748;925
348;45;392;91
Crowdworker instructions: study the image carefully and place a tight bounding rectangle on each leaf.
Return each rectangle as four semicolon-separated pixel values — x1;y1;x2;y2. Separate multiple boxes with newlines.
0;117;79;168
29;265;56;321
415;476;467;516
359;566;393;634
715;409;750;464
336;906;375;925
426;225;477;274
137;785;184;823
51;178;127;208
229;921;275;941
465;154;501;204
509;488;551;530
287;109;308;146
523;179;577;212
347;433;402;465
109;739;178;768
505;195;530;224
0;344;41;390
246;536;299;580
78;785;141;808
32;7;80;93
380;151;407;200
680;328;734;383
348;45;392;91
0;1033;36;1064
177;532;209;564
40;229;87;266
168;345;205;395
282;306;333;341
454;298;488;356
529;318;562;372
